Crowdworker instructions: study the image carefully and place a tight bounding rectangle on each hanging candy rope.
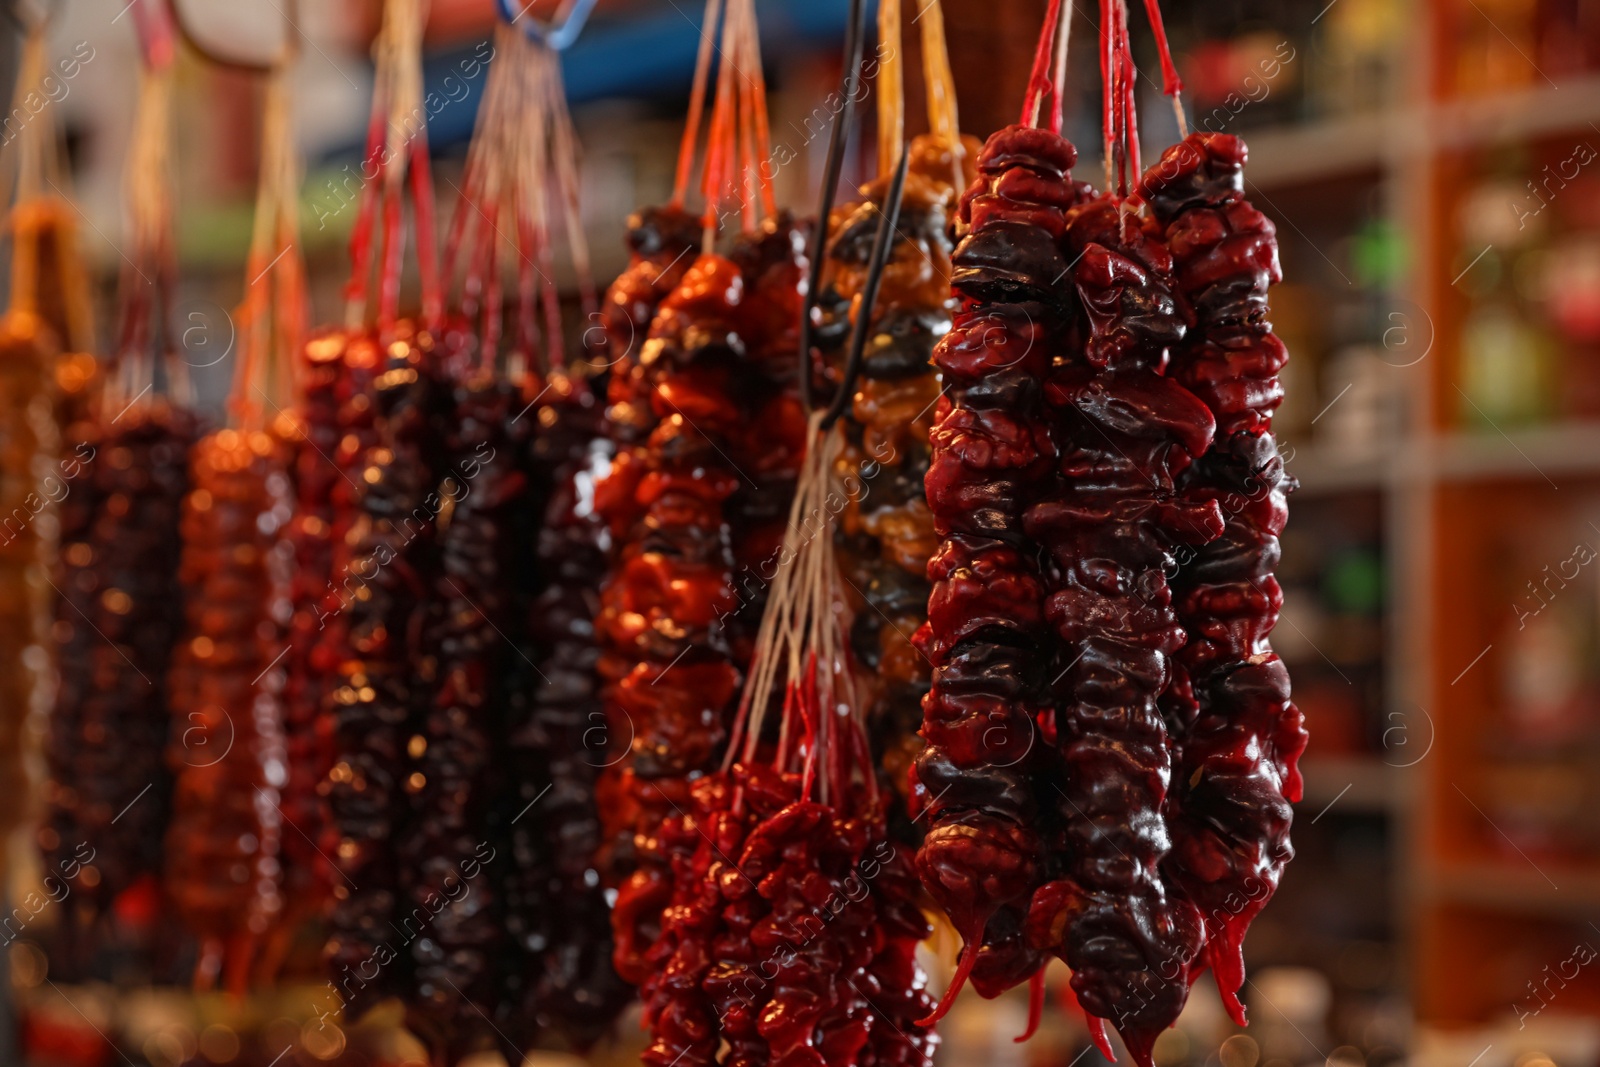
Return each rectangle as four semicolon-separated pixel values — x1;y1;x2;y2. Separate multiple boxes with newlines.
165;42;305;994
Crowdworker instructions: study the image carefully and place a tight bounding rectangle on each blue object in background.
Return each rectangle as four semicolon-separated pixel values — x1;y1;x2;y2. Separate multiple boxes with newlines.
416;0;868;152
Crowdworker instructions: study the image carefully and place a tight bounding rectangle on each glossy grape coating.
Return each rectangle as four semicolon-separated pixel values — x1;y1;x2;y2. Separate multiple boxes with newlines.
914;124;1078;1003
0;317;57;869
641;766;937;1067
498;369;634;1053
1024;210;1220;1060
325;321;445;1017
1140;133;1308;1025
44;400;196;941
600;225;807;987
826;134;977;817
401;355;532;1062
165;427;295;992
282;329;348;911
604;205;704;445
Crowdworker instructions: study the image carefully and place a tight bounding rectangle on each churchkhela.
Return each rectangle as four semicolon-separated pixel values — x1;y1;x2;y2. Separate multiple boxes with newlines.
912;0;1302;1060
1140;128;1307;1026
819;0;978;822
599;0;807;989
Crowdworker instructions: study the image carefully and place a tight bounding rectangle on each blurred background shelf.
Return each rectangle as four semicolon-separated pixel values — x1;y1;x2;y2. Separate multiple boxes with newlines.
1424;862;1600;921
1431;423;1600;482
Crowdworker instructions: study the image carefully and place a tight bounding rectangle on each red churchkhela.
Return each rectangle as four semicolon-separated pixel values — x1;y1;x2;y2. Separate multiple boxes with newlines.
912;0;1073;1026
1139;129;1308;1026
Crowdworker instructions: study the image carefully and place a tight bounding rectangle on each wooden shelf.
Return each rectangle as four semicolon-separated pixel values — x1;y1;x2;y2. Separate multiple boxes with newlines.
1287;441;1390;495
1431;73;1600;151
1234;73;1600;189
1430;422;1600;484
1422;861;1600;923
1288;423;1600;491
1242;112;1390;188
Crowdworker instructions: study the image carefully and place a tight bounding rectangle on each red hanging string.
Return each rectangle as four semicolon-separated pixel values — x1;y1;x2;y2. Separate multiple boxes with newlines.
342;105;388;318
513;207;540;367
1118;0;1139;194
700;18;736;237
439;150;482;314
1099;0;1115;184
1020;0;1064;128
480;201;504;371
1140;0;1182;97
799;675;820;802
537;237;564;368
734;2;759;234
408;134;443;330
377;179;405;334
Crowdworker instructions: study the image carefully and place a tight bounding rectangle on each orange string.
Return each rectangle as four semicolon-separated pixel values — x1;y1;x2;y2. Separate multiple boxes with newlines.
672;0;723;207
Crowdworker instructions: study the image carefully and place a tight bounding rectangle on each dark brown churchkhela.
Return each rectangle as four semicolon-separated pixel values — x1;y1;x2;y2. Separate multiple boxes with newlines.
828;133;974;814
403;333;525;1060
914;122;1073;1014
508;365;634;1050
323;0;448;1019
45;400;195;940
1140;132;1307;1024
1026;195;1220;1061
327;321;442;1015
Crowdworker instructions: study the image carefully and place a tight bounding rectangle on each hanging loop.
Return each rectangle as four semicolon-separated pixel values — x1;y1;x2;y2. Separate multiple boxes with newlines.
1;0;65;34
166;0;299;74
496;0;599;51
